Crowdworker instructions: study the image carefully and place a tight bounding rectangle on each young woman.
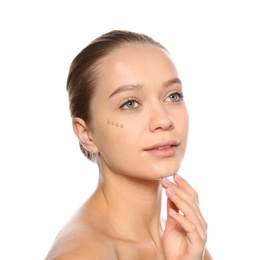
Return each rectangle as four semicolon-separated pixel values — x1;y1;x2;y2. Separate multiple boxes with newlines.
46;30;212;260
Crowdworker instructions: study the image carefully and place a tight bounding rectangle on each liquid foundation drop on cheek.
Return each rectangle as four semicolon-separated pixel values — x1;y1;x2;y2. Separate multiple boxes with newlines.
107;119;124;128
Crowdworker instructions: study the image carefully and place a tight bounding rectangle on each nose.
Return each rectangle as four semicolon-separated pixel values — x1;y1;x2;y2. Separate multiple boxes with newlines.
148;103;174;132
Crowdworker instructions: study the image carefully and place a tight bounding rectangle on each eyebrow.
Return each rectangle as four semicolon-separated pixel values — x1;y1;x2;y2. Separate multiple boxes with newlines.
108;84;143;99
108;77;182;99
163;77;182;88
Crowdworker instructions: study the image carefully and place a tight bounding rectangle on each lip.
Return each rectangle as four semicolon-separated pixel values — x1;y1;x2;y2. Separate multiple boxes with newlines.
144;140;180;158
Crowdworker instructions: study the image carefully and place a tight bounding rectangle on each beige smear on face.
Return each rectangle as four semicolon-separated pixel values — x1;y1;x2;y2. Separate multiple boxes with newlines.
107;119;124;128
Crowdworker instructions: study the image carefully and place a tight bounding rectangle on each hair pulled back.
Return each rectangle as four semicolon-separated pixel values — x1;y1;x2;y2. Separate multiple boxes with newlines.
66;30;166;162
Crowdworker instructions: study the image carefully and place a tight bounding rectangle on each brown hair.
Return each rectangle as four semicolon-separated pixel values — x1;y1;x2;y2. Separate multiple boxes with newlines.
66;30;167;161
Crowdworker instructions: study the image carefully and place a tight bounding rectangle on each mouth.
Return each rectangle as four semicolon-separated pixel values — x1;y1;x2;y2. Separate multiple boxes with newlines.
157;145;173;150
144;141;179;158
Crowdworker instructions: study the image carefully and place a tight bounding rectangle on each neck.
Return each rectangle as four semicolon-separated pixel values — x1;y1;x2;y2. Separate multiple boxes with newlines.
93;170;164;244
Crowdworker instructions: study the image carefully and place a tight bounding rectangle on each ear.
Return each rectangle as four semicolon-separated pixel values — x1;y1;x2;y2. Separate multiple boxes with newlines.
72;117;99;154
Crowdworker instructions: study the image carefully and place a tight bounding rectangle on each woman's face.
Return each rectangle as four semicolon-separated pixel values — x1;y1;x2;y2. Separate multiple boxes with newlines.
90;44;189;179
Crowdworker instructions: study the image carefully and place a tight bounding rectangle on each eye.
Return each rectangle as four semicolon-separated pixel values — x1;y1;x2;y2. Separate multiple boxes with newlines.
165;92;184;103
120;98;140;110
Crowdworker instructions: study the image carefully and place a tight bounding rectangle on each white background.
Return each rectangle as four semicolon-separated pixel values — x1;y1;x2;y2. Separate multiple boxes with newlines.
1;1;273;259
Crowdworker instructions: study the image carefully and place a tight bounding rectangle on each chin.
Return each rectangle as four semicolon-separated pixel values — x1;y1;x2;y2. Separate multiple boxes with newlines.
151;161;181;179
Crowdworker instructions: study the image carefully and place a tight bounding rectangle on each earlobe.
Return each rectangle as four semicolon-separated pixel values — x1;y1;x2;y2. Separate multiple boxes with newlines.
72;117;99;154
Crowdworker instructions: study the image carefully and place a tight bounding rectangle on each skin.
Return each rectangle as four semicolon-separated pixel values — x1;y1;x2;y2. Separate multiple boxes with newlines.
107;119;124;128
45;44;212;260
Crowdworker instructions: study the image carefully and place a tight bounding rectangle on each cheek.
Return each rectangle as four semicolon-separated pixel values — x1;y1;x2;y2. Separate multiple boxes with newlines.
96;119;134;164
107;119;124;128
172;106;189;127
103;118;142;157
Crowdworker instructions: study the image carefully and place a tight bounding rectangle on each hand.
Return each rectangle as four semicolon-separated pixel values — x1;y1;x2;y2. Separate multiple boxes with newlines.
161;174;208;260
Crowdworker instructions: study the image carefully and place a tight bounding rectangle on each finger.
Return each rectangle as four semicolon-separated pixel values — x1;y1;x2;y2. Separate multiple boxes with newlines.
162;176;208;237
168;208;207;255
165;176;208;231
166;195;178;214
162;177;202;224
161;177;172;190
166;186;207;241
164;198;180;232
174;174;199;204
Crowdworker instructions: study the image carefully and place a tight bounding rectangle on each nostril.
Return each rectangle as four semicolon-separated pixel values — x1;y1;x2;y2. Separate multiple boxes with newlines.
153;121;174;132
148;106;174;132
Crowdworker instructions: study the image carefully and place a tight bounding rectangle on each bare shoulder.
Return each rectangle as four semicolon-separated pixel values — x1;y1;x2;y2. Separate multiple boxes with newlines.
45;237;115;260
45;215;117;260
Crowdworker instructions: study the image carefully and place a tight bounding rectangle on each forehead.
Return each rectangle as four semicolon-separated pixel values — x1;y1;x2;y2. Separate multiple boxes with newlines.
96;44;179;92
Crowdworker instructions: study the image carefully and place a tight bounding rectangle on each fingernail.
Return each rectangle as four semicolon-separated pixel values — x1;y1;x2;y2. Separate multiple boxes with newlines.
169;208;177;216
163;177;172;185
175;174;183;180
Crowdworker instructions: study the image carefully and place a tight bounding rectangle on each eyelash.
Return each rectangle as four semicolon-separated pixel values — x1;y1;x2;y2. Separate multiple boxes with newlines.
120;98;141;111
119;92;184;111
166;92;184;103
